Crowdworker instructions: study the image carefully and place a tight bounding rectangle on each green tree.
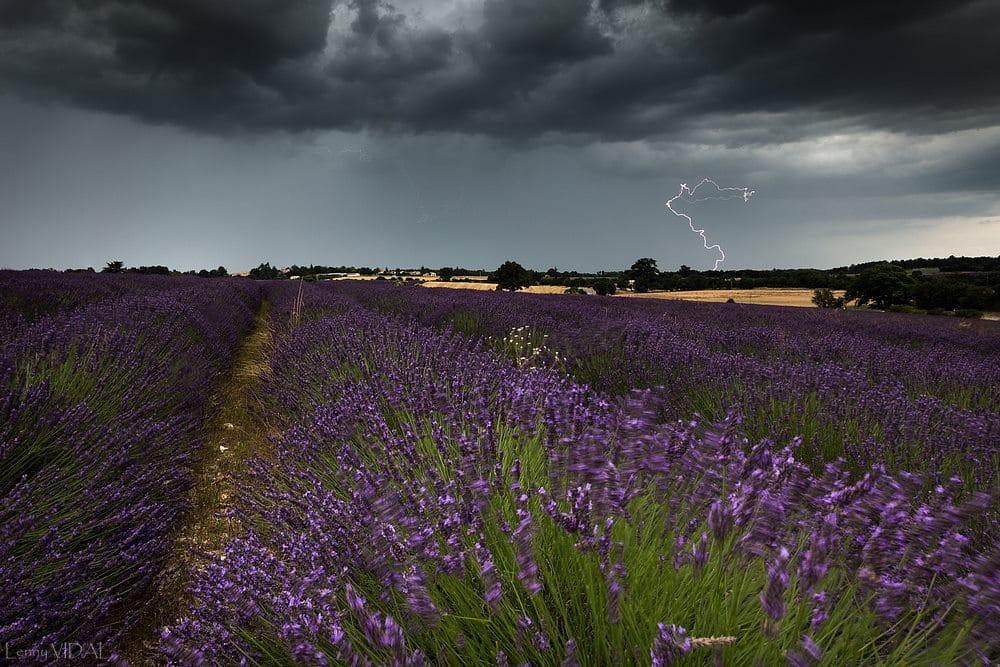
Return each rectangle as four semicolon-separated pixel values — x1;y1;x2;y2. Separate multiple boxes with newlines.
593;278;617;296
249;262;284;280
629;258;659;292
912;278;967;310
812;288;844;309
102;260;125;273
845;264;914;309
437;267;455;282
133;265;171;275
495;261;532;292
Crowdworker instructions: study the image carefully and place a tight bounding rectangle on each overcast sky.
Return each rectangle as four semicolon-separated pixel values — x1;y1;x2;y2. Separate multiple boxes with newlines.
1;0;998;272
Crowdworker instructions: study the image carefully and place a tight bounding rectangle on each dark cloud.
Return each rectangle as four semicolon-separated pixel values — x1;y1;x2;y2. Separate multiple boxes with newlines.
0;0;72;28
478;0;611;67
0;0;997;141
108;1;333;75
325;2;453;83
665;0;950;26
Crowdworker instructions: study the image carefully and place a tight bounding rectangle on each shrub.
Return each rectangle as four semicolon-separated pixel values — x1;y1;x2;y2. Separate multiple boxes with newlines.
495;261;532;292
812;288;844;309
888;304;924;314
593;279;617;296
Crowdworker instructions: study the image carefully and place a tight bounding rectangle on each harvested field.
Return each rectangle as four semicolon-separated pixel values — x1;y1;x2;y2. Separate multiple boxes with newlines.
422;281;569;294
523;285;572;294
422;280;496;290
616;287;845;307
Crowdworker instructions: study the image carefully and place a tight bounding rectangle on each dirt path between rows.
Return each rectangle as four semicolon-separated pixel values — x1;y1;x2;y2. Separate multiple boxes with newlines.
121;299;275;664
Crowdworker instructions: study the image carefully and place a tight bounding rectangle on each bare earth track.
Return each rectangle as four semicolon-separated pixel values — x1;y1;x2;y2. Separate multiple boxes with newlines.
121;299;274;664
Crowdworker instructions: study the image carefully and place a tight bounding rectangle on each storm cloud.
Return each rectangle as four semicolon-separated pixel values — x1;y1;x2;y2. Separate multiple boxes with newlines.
1;0;997;273
1;0;997;141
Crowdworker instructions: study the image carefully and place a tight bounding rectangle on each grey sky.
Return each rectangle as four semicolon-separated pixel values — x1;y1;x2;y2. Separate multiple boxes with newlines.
1;0;998;272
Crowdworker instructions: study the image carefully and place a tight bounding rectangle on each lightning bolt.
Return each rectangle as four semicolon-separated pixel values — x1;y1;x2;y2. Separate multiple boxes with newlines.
665;178;755;270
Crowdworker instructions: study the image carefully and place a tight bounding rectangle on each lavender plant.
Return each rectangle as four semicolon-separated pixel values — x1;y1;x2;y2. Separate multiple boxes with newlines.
312;281;1000;491
5;275;996;664
0;277;260;656
162;286;999;665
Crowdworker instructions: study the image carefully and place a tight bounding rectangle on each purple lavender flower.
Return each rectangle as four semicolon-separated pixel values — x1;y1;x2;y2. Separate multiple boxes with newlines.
650;623;691;667
692;532;709;574
561;639;578;667
761;547;790;636
707;499;732;543
810;591;829;630
512;502;543;596
786;635;822;666
478;545;503;608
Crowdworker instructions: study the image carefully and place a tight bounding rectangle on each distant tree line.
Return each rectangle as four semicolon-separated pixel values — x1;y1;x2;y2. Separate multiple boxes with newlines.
488;257;999;314
610;258;857;293
485;260;858;293
435;267;489;281
836;263;999;315
830;255;1000;274
285;264;378;277
97;260;228;277
67;256;1000;313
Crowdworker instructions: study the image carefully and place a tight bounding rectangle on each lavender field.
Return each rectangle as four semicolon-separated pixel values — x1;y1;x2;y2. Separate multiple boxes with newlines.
2;273;999;665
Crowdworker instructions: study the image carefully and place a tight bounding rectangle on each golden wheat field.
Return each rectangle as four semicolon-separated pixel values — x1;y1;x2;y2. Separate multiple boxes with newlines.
423;283;843;306
616;288;845;307
422;281;570;294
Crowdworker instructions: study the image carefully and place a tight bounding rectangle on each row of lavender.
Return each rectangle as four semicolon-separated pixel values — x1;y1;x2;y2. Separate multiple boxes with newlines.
163;282;999;664
0;270;198;337
320;282;1000;489
0;275;260;655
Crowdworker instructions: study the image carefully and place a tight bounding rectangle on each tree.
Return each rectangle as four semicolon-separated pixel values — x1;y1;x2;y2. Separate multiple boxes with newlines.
593;278;617;296
437;267;455;282
133;265;171;275
912;278;966;310
102;260;125;273
495;260;532;292
845;264;914;309
249;262;284;280
629;258;659;292
812;288;844;309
